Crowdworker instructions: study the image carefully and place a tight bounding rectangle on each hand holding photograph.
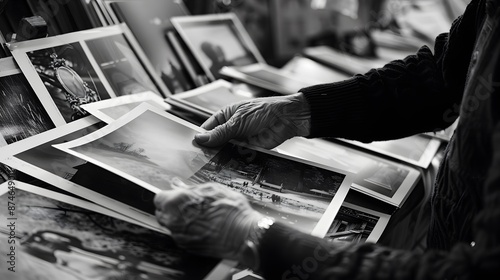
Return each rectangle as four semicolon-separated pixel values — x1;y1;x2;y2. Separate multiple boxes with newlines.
54;103;354;235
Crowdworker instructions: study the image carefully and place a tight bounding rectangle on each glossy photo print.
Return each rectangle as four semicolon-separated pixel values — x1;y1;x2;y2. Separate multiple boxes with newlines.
26;42;110;122
53;104;353;235
0;58;55;147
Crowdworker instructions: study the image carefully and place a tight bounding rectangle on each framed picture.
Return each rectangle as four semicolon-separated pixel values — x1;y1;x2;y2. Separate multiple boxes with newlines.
100;0;198;94
0;116;165;232
0;57;55;148
54;103;354;235
167;79;252;118
276;137;421;207
172;13;323;94
320;201;390;244
339;135;442;169
82;91;172;123
8;24;170;125
0;181;231;280
171;13;264;81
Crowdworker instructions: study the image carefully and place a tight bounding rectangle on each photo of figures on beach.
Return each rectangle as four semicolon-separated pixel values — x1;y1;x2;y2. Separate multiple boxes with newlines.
324;204;381;244
0;185;219;280
85;34;160;96
188;142;347;233
0;72;55;145
27;42;111;122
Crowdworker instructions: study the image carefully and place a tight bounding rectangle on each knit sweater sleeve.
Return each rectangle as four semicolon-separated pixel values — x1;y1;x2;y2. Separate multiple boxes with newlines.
299;1;479;142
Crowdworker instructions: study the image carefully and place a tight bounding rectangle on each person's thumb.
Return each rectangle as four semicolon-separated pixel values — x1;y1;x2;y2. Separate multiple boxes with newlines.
194;121;237;147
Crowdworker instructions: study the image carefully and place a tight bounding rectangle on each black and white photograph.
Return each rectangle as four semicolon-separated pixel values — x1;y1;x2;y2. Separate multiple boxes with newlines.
339;134;442;168
324;202;390;244
0;57;55;147
102;0;195;93
172;14;263;81
54;105;221;194
26;42;110;123
0;181;223;280
54;104;353;234
277;137;421;207
82;91;171;123
187;141;347;233
85;33;161;97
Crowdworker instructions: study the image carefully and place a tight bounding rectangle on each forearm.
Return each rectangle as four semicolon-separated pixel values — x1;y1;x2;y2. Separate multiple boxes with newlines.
256;222;464;280
300;44;460;142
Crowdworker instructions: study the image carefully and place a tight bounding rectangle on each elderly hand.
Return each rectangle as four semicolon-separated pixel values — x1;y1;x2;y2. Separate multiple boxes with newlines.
154;179;263;262
194;92;311;149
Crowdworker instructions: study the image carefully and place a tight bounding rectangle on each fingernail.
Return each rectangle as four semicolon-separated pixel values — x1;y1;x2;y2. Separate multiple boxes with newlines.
195;133;209;143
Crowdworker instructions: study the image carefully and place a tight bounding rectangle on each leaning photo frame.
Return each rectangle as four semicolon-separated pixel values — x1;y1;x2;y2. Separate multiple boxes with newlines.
8;23;170;126
53;103;354;235
0;57;55;148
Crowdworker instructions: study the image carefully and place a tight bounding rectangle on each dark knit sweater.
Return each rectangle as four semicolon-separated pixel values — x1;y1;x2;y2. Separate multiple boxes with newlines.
257;0;500;279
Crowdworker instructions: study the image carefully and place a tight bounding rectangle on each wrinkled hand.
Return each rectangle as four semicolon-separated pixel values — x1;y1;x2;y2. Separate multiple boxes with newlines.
194;92;311;149
154;179;263;261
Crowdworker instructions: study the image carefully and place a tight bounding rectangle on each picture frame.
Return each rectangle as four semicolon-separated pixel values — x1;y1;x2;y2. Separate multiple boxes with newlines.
53;103;354;235
319;200;391;243
81;91;172;123
100;0;198;94
0;57;55;148
0;180;232;280
172;13;323;94
276;137;421;207
171;13;265;82
8;23;170;126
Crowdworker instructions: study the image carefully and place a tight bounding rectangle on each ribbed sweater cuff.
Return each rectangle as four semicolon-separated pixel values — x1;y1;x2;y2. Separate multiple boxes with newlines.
300;78;368;139
258;222;325;279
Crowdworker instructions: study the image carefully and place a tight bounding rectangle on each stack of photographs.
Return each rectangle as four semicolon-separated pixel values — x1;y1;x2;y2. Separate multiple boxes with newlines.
1;103;355;237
